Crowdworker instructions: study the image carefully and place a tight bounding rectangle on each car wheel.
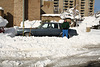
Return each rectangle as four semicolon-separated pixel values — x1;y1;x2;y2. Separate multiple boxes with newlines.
24;32;32;36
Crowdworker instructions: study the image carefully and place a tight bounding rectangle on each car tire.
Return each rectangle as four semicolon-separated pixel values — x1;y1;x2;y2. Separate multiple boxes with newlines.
24;32;32;36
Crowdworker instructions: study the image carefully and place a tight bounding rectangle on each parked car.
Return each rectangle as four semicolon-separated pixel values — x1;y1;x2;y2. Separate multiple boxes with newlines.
91;21;100;29
0;27;4;33
92;25;100;29
16;22;78;37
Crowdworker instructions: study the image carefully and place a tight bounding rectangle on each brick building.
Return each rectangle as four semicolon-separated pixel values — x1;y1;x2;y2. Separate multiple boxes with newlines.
0;0;40;27
41;0;95;17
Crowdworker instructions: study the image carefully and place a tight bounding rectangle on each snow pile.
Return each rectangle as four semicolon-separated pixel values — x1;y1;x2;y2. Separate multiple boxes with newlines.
4;26;19;37
0;16;8;27
0;29;100;66
75;15;100;34
20;20;41;28
60;8;81;19
0;30;100;58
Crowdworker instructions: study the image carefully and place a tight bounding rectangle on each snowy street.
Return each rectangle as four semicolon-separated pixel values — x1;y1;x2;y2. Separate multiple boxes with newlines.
0;29;100;67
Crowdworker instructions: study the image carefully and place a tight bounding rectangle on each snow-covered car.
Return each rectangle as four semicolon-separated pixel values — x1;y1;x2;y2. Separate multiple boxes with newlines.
92;25;100;29
92;21;100;29
16;22;78;37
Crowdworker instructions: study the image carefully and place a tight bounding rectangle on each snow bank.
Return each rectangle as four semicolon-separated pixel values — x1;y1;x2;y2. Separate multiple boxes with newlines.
20;20;41;28
75;15;100;34
4;26;19;37
0;16;8;27
0;29;100;59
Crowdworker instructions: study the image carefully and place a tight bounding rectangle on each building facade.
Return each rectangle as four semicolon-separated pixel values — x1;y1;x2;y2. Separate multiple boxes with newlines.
42;0;95;17
0;0;40;27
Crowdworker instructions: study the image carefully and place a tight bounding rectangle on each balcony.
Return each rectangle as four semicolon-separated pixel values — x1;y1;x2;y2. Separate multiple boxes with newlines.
89;8;93;10
70;6;73;8
89;10;93;13
70;3;73;5
65;3;68;5
54;2;59;4
81;2;85;4
81;15;84;17
64;6;68;8
81;7;84;9
64;9;67;11
90;0;94;2
90;2;93;4
70;1;73;3
64;6;68;9
81;10;84;12
90;5;93;7
54;5;59;7
81;4;85;6
54;0;59;1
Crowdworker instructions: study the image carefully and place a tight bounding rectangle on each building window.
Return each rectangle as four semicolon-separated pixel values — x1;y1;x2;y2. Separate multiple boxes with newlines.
81;7;84;9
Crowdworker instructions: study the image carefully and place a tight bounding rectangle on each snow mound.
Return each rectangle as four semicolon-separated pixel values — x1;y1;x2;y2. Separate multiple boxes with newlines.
0;16;8;27
73;14;100;34
4;26;18;37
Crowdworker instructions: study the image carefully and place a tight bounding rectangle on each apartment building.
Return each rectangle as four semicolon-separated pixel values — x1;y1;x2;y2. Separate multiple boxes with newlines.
42;0;95;17
0;0;40;27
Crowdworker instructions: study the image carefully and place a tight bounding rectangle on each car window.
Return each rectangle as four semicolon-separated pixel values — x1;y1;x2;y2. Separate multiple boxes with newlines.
42;24;49;28
51;24;54;28
54;24;58;28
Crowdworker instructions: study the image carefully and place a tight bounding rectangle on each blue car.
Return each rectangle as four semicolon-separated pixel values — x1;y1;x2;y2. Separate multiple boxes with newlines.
16;22;78;37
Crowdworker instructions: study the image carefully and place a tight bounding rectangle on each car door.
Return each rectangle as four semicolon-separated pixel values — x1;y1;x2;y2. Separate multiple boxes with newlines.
49;23;62;36
35;23;51;36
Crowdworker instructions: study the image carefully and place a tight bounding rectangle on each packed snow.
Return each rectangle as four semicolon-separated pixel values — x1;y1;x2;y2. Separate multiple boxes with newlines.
0;10;100;66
